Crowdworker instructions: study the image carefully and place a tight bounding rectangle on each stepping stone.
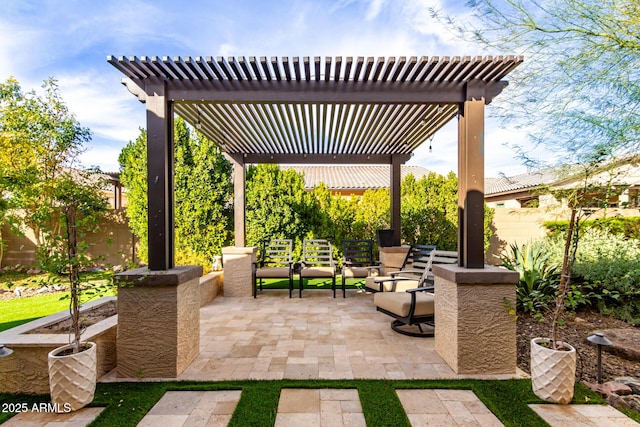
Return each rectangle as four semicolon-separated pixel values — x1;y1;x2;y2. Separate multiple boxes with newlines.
275;388;365;427
530;403;640;426
2;406;105;426
396;389;504;426
137;390;241;427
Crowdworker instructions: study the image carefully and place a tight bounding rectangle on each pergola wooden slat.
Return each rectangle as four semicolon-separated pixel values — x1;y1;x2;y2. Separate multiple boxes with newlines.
109;54;523;271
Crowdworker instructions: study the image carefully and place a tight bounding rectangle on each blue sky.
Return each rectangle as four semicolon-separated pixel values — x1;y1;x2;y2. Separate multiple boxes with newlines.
1;0;534;177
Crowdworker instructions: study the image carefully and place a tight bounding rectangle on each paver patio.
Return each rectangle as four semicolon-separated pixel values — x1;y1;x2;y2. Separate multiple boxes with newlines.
173;289;520;382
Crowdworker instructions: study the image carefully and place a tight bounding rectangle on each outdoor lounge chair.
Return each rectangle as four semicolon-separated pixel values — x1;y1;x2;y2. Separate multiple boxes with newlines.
365;244;435;292
341;239;380;297
299;239;337;298
372;250;458;337
253;239;294;298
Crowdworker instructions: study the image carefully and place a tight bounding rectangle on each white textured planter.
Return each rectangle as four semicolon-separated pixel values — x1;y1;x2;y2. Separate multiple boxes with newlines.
530;337;576;404
48;342;97;412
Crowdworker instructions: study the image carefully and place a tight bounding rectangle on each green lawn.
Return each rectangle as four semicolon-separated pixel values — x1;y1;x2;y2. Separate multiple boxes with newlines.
0;379;612;426
0;271;115;332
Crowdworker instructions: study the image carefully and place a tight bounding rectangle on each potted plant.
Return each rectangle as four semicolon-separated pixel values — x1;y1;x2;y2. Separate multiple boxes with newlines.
45;171;108;411
530;156;618;404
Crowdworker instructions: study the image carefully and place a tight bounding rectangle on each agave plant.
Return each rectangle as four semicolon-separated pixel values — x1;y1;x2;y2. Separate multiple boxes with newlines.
501;242;560;313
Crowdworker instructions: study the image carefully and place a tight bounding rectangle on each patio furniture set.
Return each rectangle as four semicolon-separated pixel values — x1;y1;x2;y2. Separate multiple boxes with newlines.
253;239;457;337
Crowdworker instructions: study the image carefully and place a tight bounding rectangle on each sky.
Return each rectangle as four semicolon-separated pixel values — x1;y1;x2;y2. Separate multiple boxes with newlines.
1;0;537;177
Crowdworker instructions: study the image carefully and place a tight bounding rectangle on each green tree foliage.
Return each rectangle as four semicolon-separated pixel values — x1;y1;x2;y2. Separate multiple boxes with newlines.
401;172;459;250
174;119;233;265
312;183;360;255
0;77;95;270
352;188;390;241
118;129;148;261
450;0;640;165
245;164;319;258
118;118;233;267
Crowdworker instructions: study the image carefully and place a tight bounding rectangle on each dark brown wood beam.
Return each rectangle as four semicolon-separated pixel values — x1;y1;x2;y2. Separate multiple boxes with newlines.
145;79;174;270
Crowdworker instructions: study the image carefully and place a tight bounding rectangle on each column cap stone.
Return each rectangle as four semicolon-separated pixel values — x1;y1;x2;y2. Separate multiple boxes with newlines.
433;264;519;284
114;265;203;287
222;246;257;255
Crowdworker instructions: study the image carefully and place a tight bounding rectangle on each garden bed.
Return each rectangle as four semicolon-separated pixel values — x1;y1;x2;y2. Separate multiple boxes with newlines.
517;309;640;384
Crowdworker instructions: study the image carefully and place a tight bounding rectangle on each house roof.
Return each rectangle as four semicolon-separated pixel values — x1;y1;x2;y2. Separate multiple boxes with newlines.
109;55;522;165
281;165;432;191
485;169;558;195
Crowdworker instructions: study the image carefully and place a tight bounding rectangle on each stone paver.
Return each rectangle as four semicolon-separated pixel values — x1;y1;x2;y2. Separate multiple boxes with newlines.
173;290;522;382
136;390;241;427
275;388;365;427
1;407;105;427
396;389;504;427
530;404;640;427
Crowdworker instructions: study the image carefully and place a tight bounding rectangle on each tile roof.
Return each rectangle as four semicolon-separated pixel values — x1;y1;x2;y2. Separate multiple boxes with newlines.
484;169;558;195
281;165;432;191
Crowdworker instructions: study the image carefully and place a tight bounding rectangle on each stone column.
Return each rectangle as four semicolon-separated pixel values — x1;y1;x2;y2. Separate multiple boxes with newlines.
222;246;257;297
433;264;519;375
114;265;202;378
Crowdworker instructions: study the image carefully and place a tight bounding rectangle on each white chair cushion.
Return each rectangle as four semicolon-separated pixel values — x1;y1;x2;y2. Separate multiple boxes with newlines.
374;292;434;317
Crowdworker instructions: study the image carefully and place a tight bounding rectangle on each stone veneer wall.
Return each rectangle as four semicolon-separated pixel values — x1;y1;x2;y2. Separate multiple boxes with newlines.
434;264;519;375
115;266;201;378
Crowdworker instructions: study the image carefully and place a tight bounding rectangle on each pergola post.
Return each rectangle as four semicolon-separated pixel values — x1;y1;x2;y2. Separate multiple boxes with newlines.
232;158;246;246
457;81;485;268
145;79;174;271
390;154;404;246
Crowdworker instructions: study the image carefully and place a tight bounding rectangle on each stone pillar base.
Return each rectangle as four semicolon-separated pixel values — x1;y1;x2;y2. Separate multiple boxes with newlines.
433;264;519;375
222;246;257;297
114;266;202;378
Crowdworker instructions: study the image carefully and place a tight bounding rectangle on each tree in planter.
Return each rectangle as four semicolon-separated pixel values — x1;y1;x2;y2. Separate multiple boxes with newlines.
548;155;628;347
45;170;109;353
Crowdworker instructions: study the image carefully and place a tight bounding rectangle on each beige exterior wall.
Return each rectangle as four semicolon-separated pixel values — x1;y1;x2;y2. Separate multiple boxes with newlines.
1;209;138;269
487;207;640;264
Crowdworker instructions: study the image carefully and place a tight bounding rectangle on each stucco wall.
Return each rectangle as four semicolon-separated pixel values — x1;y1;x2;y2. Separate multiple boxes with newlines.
1;209;138;269
487;208;640;264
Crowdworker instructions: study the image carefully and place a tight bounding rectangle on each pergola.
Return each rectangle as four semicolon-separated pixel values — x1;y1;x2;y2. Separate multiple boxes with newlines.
108;55;523;271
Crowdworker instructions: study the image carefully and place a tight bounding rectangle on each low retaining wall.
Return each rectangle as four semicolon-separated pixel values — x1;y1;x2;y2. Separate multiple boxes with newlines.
0;297;117;394
200;271;222;307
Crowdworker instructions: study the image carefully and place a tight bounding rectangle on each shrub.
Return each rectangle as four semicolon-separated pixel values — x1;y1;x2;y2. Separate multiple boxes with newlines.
540;228;640;323
500;242;560;314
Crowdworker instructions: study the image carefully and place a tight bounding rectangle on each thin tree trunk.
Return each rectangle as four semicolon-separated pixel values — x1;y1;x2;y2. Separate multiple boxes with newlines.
552;206;577;349
66;204;82;353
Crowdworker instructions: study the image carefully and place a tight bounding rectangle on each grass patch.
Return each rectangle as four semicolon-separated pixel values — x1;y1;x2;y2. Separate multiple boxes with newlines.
256;277;366;290
0;379;614;426
0;271;116;332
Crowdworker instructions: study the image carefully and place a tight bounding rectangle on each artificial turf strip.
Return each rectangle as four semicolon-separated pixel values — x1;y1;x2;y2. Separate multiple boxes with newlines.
0;379;612;427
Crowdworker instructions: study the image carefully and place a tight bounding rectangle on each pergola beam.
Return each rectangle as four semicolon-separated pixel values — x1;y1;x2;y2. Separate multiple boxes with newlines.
229;153;412;164
124;78;508;105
